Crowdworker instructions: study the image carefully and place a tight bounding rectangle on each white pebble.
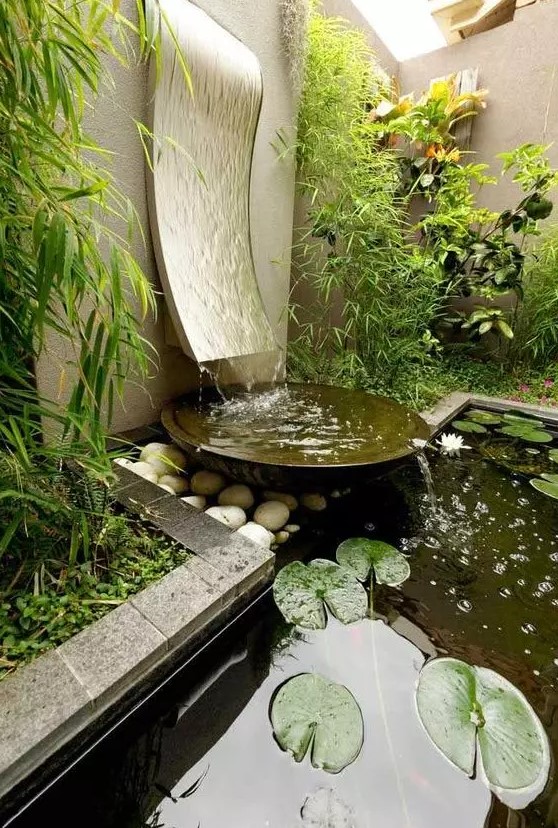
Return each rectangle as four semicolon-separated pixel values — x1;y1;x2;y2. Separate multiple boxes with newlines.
218;484;254;509
253;500;290;531
114;457;134;468
181;495;206;510
285;524;300;534
144;455;171;476
142;443;187;472
236;522;274;549
301;493;327;511
129;461;160;483
205;505;247;529
139;442;168;462
191;470;227;496
275;531;290;544
158;483;176;494
263;491;298;511
158;474;189;494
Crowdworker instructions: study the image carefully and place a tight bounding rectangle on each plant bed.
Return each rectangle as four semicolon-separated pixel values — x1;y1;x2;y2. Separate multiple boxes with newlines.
0;514;191;681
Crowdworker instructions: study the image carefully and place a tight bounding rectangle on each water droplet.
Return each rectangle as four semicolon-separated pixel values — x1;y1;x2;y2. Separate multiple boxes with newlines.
518;497;530;507
521;622;537;635
538;581;554;593
457;599;473;613
499;587;512;598
430;580;437;586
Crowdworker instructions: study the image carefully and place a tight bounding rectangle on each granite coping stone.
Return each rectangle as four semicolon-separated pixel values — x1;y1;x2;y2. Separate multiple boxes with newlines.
57;603;167;706
131;563;226;648
0;650;93;792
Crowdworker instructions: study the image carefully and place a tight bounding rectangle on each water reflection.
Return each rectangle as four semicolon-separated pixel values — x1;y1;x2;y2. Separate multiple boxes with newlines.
148;619;490;828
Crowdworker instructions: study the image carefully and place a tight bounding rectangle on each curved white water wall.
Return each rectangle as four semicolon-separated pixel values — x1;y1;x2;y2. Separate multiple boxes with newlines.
147;0;278;365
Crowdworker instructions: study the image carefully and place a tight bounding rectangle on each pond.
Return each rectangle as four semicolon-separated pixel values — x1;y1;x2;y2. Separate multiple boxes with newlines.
6;407;558;828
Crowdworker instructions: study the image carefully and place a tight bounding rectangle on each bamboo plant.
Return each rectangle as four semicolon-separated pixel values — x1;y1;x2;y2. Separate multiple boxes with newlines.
0;1;190;573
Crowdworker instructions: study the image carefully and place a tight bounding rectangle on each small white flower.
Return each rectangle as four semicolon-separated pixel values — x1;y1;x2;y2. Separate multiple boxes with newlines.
436;432;472;457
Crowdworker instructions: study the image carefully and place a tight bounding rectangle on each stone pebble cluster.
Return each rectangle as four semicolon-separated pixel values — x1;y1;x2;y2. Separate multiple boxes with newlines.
115;441;330;550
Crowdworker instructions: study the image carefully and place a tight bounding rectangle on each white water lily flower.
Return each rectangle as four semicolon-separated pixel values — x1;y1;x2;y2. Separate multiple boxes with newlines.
436;432;472;457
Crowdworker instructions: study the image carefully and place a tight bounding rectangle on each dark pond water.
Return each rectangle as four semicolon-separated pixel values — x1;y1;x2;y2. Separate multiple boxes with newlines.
6;411;558;828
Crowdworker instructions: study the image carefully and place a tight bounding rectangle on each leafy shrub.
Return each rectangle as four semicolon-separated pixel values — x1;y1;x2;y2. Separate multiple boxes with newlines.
0;2;188;570
290;6;445;386
513;226;558;366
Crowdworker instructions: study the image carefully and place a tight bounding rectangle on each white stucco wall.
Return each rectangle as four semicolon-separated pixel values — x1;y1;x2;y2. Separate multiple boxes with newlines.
322;0;399;79
35;0;296;433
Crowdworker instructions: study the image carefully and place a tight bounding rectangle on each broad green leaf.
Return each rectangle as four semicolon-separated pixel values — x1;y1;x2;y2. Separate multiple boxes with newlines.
273;560;367;629
416;658;477;776
270;674;363;773
548;449;558;463
336;538;410;587
475;666;548;790
498;425;552;443
416;658;550;802
496;320;514;339
465;410;503;425
530;478;558;499
453;419;487;434
503;413;544;427
518;430;553;444
300;788;354;827
541;473;558;484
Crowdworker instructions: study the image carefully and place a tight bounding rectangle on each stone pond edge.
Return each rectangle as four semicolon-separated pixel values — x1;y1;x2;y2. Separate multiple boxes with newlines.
3;396;558;806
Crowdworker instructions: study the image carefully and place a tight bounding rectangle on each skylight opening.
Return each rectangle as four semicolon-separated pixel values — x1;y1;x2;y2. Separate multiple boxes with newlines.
352;0;447;61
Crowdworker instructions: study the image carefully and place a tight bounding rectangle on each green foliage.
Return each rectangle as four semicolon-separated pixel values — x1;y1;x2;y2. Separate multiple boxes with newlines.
291;6;445;388
416;657;550;799
335;538;410;588
0;519;190;678
273;559;367;629
513;226;558;366
271;672;364;773
0;2;190;572
290;5;558;385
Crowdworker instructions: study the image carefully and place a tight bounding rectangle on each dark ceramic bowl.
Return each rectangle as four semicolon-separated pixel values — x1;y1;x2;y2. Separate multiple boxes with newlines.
161;383;431;490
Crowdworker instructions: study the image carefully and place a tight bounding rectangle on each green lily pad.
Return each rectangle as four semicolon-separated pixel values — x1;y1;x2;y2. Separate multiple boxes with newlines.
453;419;487;434
503;412;545;428
541;473;558;483
530;478;558;499
548;449;558;463
336;538;410;587
498;425;552;443
465;409;503;425
300;788;354;827
273;559;367;629
416;658;550;802
270;673;364;773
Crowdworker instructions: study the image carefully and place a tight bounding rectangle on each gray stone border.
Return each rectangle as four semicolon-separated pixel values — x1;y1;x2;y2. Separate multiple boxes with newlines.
421;392;558;432
0;454;274;805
